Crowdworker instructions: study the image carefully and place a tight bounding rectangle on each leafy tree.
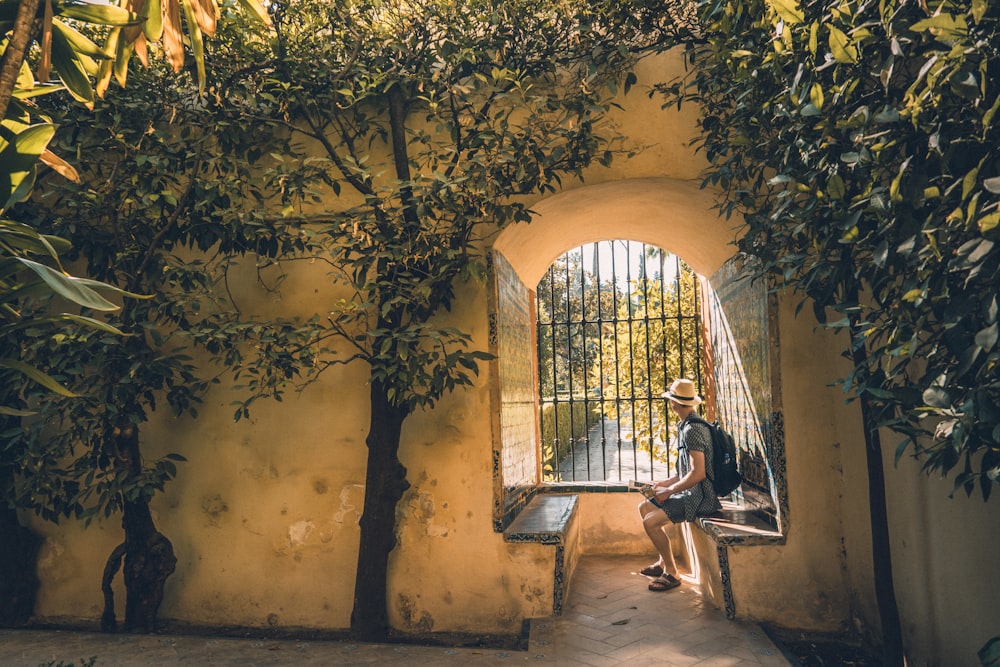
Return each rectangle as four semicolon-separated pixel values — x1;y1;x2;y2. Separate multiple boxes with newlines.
1;0;270;402
4;4;305;631
231;0;663;640
657;0;1000;662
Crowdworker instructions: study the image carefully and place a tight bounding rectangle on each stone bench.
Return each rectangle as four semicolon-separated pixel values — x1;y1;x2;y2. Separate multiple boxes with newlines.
503;493;580;615
692;501;785;619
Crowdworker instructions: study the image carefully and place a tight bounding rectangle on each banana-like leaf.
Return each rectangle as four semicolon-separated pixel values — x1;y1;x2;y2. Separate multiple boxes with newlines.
95;26;119;97
49;312;126;334
122;0;144;46
39;148;80;182
132;30;148;66
1;311;126;335
3;97;33;124
53;0;141;26
52;20;101;76
113;29;134;88
0;124;56;210
143;0;163;41
189;0;216;37
237;0;270;25
0;405;37;417
0;220;71;258
0;272;142;310
161;0;183;72
0;273;56;301
68;275;150;300
49;19;95;105
52;17;112;61
14;57;36;92
181;0;205;92
0;358;78;396
11;82;66;99
15;257;121;311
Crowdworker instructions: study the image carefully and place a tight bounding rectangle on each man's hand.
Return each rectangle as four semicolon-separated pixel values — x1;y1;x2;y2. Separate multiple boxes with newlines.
653;487;671;502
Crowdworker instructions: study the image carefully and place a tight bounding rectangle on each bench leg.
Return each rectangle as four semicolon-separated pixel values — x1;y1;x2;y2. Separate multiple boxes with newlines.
553;545;566;615
717;545;736;619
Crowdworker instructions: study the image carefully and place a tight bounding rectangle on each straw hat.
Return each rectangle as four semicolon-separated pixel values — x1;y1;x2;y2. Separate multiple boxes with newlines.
662;378;703;407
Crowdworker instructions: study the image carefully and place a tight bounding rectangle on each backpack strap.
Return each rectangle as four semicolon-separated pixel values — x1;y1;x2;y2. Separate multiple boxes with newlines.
681;414;715;480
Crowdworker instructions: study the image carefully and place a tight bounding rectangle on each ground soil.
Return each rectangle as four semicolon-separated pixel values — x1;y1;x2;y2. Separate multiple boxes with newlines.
765;626;882;666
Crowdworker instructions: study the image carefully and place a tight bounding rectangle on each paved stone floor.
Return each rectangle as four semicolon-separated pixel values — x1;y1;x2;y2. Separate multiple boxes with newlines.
0;555;792;666
557;418;672;483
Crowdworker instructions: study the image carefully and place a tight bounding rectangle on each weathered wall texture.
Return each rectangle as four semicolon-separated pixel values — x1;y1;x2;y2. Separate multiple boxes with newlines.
23;47;999;665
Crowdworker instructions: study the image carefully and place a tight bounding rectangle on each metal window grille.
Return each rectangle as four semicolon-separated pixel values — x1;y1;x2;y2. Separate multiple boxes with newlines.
536;241;704;482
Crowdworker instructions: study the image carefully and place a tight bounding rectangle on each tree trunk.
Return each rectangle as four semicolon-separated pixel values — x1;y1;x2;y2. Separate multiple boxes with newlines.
0;0;42;122
100;422;176;633
350;378;411;641
850;326;904;666
0;502;41;627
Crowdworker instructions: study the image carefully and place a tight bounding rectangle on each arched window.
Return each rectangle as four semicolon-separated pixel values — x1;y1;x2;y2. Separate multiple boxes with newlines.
490;245;785;535
535;241;706;483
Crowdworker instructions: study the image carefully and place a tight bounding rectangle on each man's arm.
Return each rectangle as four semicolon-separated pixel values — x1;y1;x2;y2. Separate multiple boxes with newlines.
654;450;707;500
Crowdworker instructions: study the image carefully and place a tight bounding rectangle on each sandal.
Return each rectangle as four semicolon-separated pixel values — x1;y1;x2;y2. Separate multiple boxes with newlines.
648;574;681;592
639;563;664;577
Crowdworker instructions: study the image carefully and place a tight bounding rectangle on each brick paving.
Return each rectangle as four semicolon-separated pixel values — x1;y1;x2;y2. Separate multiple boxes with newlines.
0;555;791;666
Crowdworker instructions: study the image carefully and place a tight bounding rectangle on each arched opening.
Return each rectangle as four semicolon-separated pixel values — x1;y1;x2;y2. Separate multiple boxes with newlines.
488;177;785;534
535;241;705;484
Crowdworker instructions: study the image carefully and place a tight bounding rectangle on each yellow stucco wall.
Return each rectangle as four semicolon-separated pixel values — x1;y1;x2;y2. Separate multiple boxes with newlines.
882;455;1000;664
704;293;865;631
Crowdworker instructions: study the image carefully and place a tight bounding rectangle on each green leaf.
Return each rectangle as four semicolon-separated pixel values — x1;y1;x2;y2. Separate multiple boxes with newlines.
52;18;110;62
768;0;804;24
181;0;206;93
971;0;988;23
827;173;845;199
54;313;125;335
0;124;56;209
909;13;967;39
975;323;998;350
809;83;824;111
828;26;857;64
16;258;121;311
0;405;37;417
0;359;78;396
53;0;141;26
949;70;979;100
144;0;163;40
979;211;1000;233
923;386;951;408
11;82;67;99
50;17;95;105
237;0;271;25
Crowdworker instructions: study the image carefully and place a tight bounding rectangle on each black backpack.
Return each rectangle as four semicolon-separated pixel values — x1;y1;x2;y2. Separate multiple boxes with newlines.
686;415;742;497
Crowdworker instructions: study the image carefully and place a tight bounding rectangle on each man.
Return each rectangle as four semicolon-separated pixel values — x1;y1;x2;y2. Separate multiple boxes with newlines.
637;378;721;591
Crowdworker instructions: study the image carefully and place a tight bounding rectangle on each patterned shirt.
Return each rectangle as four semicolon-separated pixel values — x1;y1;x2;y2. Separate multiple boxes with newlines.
676;416;723;521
